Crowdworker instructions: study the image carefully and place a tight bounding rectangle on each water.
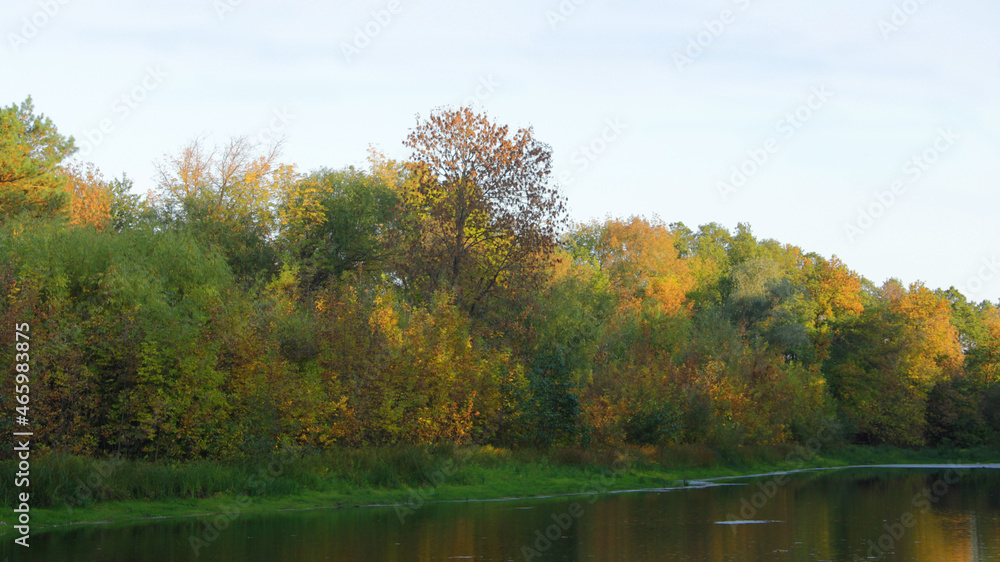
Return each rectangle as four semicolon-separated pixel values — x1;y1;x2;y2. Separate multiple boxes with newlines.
5;467;1000;561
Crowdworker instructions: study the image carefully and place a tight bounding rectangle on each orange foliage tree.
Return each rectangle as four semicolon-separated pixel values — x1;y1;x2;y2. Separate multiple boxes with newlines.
63;162;112;230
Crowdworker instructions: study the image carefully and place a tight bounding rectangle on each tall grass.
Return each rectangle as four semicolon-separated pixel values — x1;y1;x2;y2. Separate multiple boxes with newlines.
4;443;997;511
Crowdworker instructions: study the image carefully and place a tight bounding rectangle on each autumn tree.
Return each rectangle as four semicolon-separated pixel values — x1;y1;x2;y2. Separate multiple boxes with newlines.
154;136;296;227
791;255;866;368
153;136;297;284
277;167;398;288
682;222;733;307
924;293;1000;445
0;97;77;220
63;162;112;230
969;304;1000;386
0;220;238;459
571;216;695;316
889;281;964;386
809;257;865;322
396;107;567;314
826;280;963;445
973;306;1000;438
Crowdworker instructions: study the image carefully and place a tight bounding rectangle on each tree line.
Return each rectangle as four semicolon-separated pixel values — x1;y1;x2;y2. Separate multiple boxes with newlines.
1;97;998;462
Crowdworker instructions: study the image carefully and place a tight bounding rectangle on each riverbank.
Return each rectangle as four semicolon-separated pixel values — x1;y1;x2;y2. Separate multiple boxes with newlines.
3;444;999;531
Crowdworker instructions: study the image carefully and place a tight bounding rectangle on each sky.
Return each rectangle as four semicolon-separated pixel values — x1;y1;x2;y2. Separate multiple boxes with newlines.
3;0;999;303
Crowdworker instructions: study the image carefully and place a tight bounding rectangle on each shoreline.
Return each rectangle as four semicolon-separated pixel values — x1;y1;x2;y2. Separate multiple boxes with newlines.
9;454;1000;534
692;463;1000;483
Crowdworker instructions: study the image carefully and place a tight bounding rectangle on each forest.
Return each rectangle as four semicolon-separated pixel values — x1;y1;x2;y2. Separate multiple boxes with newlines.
2;96;999;465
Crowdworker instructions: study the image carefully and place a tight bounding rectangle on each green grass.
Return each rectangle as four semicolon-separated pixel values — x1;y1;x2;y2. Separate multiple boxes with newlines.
3;443;998;530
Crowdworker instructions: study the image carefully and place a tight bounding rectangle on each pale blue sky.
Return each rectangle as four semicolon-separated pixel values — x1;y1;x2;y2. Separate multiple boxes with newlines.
4;0;998;302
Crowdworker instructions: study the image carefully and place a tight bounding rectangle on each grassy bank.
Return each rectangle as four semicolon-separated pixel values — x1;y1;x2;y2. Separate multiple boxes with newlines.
3;444;999;530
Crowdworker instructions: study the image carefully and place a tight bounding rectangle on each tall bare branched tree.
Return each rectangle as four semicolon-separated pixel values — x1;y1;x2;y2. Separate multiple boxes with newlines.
154;135;295;230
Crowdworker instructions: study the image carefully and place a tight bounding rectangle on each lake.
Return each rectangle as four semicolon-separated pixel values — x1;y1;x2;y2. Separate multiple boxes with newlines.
6;466;1000;561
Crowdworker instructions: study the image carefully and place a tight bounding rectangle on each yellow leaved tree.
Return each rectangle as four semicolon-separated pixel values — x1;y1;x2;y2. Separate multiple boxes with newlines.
154;135;298;231
153;136;299;283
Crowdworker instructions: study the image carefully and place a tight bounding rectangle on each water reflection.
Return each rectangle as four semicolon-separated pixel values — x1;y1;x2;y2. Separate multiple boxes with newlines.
5;468;999;561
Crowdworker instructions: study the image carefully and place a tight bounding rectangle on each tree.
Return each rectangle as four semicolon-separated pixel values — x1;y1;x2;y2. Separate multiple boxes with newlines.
824;300;920;445
888;281;963;386
968;304;1000;386
805;256;864;361
727;256;810;358
0;220;238;459
154;135;296;229
0;97;77;220
569;216;695;315
153;136;297;285
685;222;733;307
928;298;1000;444
106;173;147;232
277;167;398;288
825;280;963;445
63;162;112;230
397;106;567;313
